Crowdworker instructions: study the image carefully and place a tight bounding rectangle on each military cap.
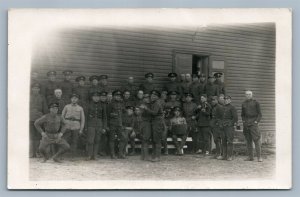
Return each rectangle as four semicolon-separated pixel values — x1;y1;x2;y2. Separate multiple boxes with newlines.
63;70;73;76
185;92;194;98
212;96;219;101
70;93;80;99
199;73;206;77
208;75;215;79
192;73;199;78
76;76;86;82
91;91;101;97
201;94;207;98
89;75;99;81
112;90;122;96
31;82;41;88
173;106;182;112
214;72;223;78
224;95;231;99
48;102;59;109
99;75;108;80
125;106;134;110
168;72;178;78
150;90;160;97
99;91;108;96
168;90;179;96
145;72;154;78
47;71;56;76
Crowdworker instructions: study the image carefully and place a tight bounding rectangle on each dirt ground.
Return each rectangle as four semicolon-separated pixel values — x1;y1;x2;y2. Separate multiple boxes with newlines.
30;153;275;181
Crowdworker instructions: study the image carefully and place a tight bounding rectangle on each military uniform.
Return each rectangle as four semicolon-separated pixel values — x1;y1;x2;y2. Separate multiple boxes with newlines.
121;82;139;99
44;71;61;102
139;73;156;93
241;98;262;161
107;91;126;159
88;75;101;101
165;91;182;109
134;98;144;107
73;76;89;114
34;103;70;162
123;98;135;108
30;83;48;158
214;72;226;95
164;73;182;95
220;96;238;161
122;107;135;157
205;82;219;102
86;92;107;160
47;96;67;115
60;70;74;100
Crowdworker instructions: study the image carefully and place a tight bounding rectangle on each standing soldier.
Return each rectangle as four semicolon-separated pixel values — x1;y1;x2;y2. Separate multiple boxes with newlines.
241;90;263;162
48;88;67;115
210;96;224;159
206;75;219;103
44;71;60;103
164;72;181;95
34;103;70;163
140;90;164;162
86;91;107;160
165;91;182;109
30;82;48;158
61;93;85;158
134;90;144;107
214;72;226;95
99;75;111;94
157;89;168;109
60;70;74;100
122;106;135;156
181;73;192;95
107;90;125;159
73;76;89;114
182;93;197;153
88;75;101;100
139;72;156;94
98;91;109;156
190;74;201;104
121;76;139;99
123;90;135;108
194;94;211;156
221;95;238;161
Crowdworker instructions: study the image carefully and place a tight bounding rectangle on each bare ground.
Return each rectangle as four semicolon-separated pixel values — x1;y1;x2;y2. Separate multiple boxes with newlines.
30;153;275;181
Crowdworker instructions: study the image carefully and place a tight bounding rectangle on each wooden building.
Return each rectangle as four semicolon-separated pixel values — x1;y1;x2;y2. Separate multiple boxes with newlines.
31;23;275;144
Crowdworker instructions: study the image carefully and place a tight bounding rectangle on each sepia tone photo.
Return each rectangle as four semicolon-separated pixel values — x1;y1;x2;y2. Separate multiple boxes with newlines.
7;9;291;189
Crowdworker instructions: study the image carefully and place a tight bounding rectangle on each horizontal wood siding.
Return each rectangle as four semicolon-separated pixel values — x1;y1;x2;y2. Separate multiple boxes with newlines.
32;23;275;144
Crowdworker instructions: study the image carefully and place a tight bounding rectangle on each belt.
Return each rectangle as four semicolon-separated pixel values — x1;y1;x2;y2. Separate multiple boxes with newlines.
45;132;59;138
66;118;81;122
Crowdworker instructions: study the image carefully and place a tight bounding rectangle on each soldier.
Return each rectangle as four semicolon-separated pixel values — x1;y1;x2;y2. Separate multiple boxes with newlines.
60;70;74;100
165;91;182;109
157;89;168;109
73;76;89;114
182;93;197;152
48;88;67;115
134;90;144;107
44;71;61;102
221;95;238;161
99;75;111;94
88;75;101;99
34;103;70;163
31;71;44;95
122;106;135;157
123;90;135;108
107;90;125;159
194;94;212;156
241;90;263;162
121;76;139;99
139;72;156;94
210;96;224;159
30;82;48;158
190;73;206;104
181;73;192;95
98;91;109;156
131;106;143;157
86;91;107;160
164;72;181;95
170;107;188;155
61;93;85;158
107;92;113;104
205;75;219;103
214;72;226;95
140;90;164;162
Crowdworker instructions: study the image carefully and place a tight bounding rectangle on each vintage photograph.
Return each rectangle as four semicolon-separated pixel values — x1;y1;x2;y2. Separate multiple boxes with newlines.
7;9;292;189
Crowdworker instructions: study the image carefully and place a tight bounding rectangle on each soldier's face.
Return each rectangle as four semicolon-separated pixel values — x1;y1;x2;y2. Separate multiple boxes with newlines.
54;90;62;98
50;107;58;114
186;75;191;82
212;99;218;105
128;78;134;84
180;75;186;81
186;96;192;102
170;94;177;100
170;77;176;82
146;77;153;82
135;108;141;115
114;95;122;101
219;96;225;104
100;95;107;102
92;79;98;86
150;94;158;101
79;80;85;86
143;97;150;103
107;94;113;101
137;91;144;99
200;76;205;82
49;75;56;81
225;98;231;105
127;109;134;116
92;96;100;102
100;79;107;85
65;75;71;81
124;92;130;99
161;92;167;100
200;96;207;103
32;87;40;94
174;110;180;117
245;91;253;100
71;97;78;104
192;76;199;82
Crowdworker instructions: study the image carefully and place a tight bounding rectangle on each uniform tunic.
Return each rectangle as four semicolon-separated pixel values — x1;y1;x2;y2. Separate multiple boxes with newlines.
165;100;182;109
47;96;67;115
99;84;111;93
30;93;48;121
123;98;135;108
121;83;139;98
164;81;182;94
88;85;102;99
139;81;156;94
61;104;85;131
182;102;197;133
214;80;226;95
205;82;219;100
73;85;89;105
44;81;61;101
60;80;73;99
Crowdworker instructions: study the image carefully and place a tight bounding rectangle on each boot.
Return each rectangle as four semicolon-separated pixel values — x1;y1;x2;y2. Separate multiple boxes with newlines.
221;142;228;160
93;144;99;159
245;146;254;161
162;141;168;155
227;143;233;161
51;148;67;163
129;142;136;156
152;144;161;162
255;141;263;162
87;144;94;158
109;142;116;159
143;142;150;161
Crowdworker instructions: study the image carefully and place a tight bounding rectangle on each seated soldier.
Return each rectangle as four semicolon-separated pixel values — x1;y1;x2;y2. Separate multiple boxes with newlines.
170;106;188;155
122;106;135;157
34;103;70;163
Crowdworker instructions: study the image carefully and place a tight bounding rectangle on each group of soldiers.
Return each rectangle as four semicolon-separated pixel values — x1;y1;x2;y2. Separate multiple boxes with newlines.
30;70;263;163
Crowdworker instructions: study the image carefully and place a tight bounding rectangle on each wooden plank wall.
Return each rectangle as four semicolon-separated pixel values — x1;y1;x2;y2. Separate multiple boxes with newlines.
32;23;275;144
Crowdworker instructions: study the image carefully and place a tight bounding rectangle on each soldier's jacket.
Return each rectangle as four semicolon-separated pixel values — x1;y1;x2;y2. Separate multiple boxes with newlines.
123;98;135;108
157;98;166;109
87;101;107;128
99;84;111;93
60;80;74;99
170;116;188;135
107;100;125;127
189;81;206;102
205;82;219;98
139;81;156;94
165;100;182;110
134;98;144;107
141;103;152;121
34;113;64;134
133;115;142;134
44;80;61;101
194;102;211;127
180;81;192;94
221;103;238;127
30;93;48;121
122;113;134;129
145;100;164;121
241;99;262;125
214;80;226;95
164;81;182;94
73;85;89;104
88;85;102;98
47;96;67;115
182;101;197;122
121;83;139;98
210;103;224;127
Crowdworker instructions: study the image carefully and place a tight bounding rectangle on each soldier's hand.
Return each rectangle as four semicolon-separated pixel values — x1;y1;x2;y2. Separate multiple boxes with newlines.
41;132;47;138
58;132;63;138
191;116;196;120
102;129;106;134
